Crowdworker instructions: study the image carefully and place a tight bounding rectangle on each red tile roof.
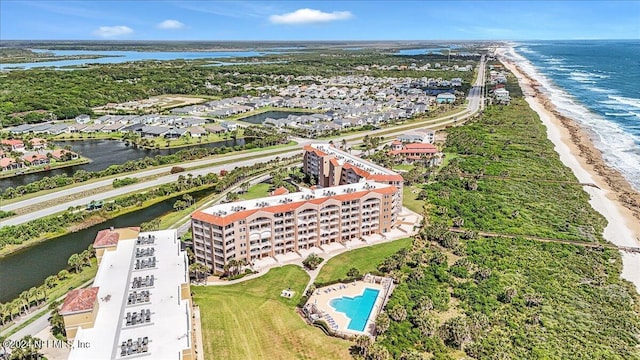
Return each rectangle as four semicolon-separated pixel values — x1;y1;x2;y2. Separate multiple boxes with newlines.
1;139;24;147
193;186;398;226
405;143;437;150
0;158;16;167
23;154;48;162
271;187;289;196
370;174;405;182
93;227;140;248
60;287;99;315
30;138;46;145
303;145;327;157
51;149;77;159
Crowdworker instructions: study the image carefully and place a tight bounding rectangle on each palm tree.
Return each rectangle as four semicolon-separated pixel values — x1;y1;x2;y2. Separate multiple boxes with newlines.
354;335;371;356
0;303;6;326
80;249;92;267
68;253;82;273
19;291;30;315
28;287;38;308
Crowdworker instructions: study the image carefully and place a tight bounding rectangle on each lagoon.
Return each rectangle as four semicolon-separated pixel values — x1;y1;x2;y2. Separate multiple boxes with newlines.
1;49;286;70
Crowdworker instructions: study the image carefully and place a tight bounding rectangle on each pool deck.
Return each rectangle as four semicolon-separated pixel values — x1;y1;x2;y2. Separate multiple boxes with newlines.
308;281;386;336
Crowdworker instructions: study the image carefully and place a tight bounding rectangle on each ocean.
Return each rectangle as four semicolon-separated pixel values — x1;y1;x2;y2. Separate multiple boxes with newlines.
505;40;640;191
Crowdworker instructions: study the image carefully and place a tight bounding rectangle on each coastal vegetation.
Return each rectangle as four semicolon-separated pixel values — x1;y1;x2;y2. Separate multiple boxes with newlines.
358;73;640;359
422;97;606;242
192;265;351;360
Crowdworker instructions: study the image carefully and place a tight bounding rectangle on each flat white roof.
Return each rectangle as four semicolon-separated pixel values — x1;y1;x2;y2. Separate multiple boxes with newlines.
201;180;392;217
310;144;399;176
69;229;192;360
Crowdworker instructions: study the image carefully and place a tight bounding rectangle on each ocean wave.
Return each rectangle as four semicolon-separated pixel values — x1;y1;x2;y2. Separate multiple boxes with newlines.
508;46;640;190
548;67;570;73
608;95;640;110
604;112;636;117
586;86;615;93
569;71;609;83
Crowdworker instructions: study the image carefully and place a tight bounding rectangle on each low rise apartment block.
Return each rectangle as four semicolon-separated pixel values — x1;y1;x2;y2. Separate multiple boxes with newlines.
192;181;399;273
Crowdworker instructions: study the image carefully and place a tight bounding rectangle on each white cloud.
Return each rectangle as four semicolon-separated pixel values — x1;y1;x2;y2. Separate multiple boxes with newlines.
93;25;133;38
157;19;185;30
269;8;352;25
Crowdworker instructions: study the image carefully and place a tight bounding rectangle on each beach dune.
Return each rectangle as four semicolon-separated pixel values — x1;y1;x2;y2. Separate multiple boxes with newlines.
497;46;640;292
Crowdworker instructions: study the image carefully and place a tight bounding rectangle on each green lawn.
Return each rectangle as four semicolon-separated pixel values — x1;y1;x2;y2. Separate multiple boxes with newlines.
240;183;271;200
315;238;412;284
149;130;244;149
193;266;351;360
392;164;415;172
402;186;425;214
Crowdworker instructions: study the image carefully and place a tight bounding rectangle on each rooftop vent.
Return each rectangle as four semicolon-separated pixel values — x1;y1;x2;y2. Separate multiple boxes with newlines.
127;290;150;305
125;309;151;327
120;337;149;357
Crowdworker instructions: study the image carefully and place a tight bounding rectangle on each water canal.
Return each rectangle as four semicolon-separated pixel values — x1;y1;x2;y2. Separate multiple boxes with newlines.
0;138;247;190
0;188;216;303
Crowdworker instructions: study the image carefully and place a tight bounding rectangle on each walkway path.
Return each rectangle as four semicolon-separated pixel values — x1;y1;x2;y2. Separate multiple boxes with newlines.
449;228;640;253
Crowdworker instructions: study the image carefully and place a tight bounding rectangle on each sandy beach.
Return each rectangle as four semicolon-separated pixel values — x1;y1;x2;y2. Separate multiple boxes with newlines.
496;46;640;292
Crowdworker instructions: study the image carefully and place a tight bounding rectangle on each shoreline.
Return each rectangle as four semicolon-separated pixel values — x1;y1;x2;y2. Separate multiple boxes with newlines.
497;47;640;292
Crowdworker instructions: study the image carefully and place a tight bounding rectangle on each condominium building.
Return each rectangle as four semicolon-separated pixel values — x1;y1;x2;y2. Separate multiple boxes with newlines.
303;144;404;190
61;228;195;360
191;181;399;273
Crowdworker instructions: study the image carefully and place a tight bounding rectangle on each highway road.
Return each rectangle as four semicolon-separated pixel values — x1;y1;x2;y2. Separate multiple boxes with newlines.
0;55;485;227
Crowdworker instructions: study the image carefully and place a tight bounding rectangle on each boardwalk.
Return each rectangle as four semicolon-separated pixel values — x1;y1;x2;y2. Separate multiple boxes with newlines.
449;228;640;254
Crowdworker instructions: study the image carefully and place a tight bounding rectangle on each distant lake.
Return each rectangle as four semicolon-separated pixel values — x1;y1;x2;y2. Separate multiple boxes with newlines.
238;111;311;124
395;48;451;55
1;49;288;70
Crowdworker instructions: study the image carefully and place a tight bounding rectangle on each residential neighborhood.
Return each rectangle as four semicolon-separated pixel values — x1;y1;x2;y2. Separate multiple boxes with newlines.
0;138;81;173
4;74;467;141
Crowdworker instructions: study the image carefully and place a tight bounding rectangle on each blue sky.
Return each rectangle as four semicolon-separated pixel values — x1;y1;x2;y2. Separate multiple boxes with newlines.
1;1;639;40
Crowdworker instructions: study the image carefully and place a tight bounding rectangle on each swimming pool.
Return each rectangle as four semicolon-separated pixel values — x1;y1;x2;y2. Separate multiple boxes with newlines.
330;288;380;332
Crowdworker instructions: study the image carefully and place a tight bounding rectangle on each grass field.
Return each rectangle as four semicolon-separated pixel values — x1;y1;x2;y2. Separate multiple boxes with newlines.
402;186;425;214
315;238;412;284
392;164;415;172
193;265;351;360
240;183;271;200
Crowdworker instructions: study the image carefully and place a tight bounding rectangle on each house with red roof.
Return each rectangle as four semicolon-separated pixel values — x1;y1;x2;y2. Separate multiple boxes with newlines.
50;149;79;161
0;157;21;171
390;142;442;165
1;139;25;151
22;153;50;166
29;138;47;150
